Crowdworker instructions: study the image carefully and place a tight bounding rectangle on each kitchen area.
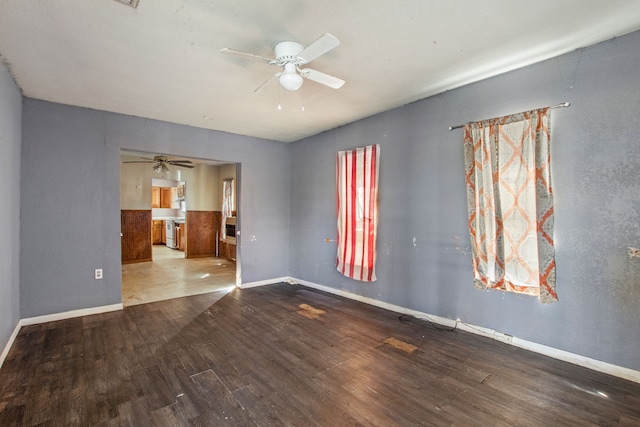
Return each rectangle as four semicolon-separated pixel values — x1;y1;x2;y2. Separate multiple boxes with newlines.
120;151;238;305
151;179;187;254
120;151;237;265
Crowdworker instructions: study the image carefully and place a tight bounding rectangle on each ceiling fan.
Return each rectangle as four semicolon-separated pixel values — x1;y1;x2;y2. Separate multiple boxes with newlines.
221;33;345;91
123;155;195;173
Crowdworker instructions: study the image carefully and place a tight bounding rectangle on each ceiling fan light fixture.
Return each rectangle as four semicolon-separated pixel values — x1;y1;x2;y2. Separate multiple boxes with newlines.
222;34;344;92
153;162;170;174
278;63;303;91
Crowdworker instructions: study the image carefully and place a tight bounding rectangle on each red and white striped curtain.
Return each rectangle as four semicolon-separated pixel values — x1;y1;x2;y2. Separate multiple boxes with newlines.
336;144;380;282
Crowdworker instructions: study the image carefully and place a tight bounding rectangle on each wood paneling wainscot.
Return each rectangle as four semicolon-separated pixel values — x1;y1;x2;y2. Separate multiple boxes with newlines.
121;210;152;264
185;211;216;258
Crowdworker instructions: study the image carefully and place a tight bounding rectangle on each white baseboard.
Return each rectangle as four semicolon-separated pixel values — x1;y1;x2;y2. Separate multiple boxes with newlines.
238;277;290;289
0;303;123;370
0;321;22;369
19;303;124;326
288;277;640;384
6;280;639;384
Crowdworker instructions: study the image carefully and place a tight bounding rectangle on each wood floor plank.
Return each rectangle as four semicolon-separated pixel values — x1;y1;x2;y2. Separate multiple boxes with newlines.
231;383;295;426
1;283;640;425
189;369;256;425
111;399;154;427
149;403;191;427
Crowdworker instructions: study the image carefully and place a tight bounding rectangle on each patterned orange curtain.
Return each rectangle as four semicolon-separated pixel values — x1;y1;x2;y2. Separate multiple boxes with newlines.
336;144;380;282
464;108;557;303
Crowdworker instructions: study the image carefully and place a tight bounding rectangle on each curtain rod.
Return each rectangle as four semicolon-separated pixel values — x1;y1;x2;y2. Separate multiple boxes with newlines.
448;101;571;131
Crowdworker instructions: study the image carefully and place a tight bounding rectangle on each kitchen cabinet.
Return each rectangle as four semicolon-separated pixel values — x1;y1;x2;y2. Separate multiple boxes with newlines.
151;187;160;208
152;186;174;209
176;222;186;251
160;187;172;208
152;220;164;244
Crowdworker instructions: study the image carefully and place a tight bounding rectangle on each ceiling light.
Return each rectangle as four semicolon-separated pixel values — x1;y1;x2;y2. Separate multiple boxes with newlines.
279;63;303;91
153;163;169;174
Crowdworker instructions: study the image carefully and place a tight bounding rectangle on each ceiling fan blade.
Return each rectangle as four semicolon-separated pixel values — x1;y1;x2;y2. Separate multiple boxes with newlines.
296;33;340;64
221;48;274;64
168;160;193;164
300;68;345;89
173;163;195;169
122;160;155;163
254;73;277;93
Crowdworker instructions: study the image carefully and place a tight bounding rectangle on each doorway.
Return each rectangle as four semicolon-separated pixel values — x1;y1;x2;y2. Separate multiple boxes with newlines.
151;178;186;258
120;150;240;306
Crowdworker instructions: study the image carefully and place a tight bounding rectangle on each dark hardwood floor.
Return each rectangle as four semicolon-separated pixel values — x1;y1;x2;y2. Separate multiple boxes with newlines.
1;283;639;426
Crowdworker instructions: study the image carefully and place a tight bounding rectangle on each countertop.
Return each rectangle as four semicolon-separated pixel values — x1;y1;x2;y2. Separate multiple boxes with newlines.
153;217;185;222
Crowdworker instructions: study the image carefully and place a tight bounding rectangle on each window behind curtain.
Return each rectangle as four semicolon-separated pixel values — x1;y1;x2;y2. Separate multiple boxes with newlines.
463;108;557;303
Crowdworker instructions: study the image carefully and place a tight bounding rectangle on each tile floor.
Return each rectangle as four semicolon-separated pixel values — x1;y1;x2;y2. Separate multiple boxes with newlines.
121;245;236;306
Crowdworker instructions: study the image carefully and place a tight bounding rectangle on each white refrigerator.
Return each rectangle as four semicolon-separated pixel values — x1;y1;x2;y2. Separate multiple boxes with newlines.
165;220;177;249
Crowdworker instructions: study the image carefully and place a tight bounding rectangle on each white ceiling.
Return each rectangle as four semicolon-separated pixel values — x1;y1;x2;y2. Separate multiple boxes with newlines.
1;1;640;143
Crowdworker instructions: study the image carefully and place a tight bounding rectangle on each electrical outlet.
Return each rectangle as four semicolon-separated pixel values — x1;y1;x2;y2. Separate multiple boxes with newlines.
495;332;513;344
95;268;103;280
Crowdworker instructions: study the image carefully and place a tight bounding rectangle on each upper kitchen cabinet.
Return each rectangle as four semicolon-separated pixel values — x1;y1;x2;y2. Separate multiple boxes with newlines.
152;187;160;208
152;186;173;208
160;187;172;208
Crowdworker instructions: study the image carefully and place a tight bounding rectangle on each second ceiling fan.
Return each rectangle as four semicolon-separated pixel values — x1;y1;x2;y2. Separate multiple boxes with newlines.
123;155;194;174
221;33;345;91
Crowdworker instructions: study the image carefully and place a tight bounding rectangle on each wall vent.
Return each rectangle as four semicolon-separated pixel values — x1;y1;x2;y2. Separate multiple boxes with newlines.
114;0;140;8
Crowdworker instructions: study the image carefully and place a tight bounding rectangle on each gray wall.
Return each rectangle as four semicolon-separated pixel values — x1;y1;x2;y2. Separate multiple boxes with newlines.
0;62;21;353
9;28;640;373
21;101;290;318
290;31;640;371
